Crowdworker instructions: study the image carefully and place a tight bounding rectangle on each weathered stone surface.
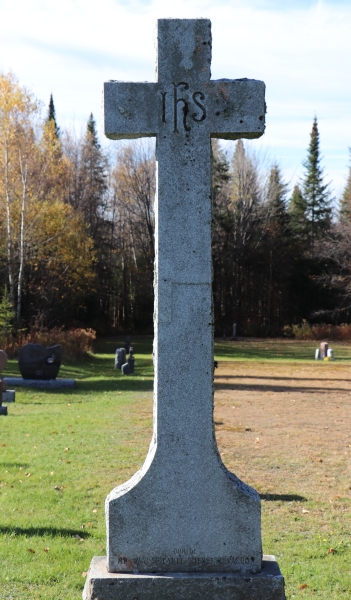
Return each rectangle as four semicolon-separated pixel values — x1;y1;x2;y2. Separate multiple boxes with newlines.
121;357;134;375
3;377;75;389
115;348;126;369
2;390;15;402
18;344;61;380
103;18;265;576
83;556;286;600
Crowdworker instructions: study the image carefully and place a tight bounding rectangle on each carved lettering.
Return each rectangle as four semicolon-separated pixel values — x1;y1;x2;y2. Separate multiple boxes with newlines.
117;554;255;566
173;82;190;133
161;92;167;123
192;91;206;122
174;547;196;555
170;83;207;132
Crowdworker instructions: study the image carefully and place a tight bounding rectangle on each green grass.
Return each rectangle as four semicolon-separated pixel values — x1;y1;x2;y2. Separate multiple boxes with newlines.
214;337;351;362
1;336;350;598
0;337;154;599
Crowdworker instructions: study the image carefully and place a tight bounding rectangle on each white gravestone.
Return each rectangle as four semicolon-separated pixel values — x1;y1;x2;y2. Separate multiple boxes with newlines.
84;18;285;600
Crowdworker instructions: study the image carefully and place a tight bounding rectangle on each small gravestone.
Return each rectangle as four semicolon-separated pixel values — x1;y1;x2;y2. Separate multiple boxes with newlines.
0;350;8;416
231;323;237;340
18;344;61;380
121;347;135;375
320;342;328;360
327;348;334;360
115;348;126;369
84;18;285;600
315;348;320;360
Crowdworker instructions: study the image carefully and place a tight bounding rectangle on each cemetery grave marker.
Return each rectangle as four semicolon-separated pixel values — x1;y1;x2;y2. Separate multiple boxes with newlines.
84;18;285;600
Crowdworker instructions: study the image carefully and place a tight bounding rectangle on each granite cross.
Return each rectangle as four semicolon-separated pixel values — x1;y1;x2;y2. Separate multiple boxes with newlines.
104;18;265;575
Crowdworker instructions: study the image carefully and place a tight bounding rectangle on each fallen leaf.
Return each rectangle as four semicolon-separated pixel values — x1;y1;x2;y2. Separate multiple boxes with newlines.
1;443;5;447
92;509;98;513
82;571;88;577
27;549;35;554
25;473;31;478
300;584;308;589
327;547;337;554
64;447;69;452
43;548;50;552
317;458;323;463
302;509;309;514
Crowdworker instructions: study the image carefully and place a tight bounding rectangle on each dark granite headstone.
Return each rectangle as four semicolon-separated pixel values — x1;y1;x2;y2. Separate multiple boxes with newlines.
122;348;134;375
18;344;61;380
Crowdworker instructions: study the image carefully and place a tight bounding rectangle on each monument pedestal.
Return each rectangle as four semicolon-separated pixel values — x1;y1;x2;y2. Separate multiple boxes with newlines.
83;556;286;600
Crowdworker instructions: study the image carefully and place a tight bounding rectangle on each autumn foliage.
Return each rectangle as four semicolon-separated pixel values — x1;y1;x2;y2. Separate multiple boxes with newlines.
2;325;96;360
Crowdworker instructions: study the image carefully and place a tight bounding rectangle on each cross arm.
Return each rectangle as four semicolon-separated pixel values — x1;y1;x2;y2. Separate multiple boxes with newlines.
207;78;266;140
104;81;159;140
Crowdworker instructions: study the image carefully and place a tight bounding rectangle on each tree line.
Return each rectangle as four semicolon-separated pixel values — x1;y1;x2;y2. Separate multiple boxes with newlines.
1;72;351;336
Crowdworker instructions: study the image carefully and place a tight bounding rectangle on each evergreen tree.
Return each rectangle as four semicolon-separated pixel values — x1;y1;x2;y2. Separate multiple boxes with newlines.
300;117;332;244
46;94;60;138
288;184;308;239
87;112;100;148
339;148;351;221
266;163;288;226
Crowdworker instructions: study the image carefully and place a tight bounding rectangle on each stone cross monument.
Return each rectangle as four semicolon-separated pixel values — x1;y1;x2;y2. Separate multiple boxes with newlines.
84;18;285;600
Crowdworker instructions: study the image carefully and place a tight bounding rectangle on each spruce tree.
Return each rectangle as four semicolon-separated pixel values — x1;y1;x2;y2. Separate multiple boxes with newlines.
87;112;100;148
339;148;351;221
288;184;308;239
300;116;332;244
46;94;60;138
266;163;288;226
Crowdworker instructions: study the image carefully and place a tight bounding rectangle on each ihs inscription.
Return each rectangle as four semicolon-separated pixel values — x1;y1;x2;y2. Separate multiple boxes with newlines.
161;82;207;132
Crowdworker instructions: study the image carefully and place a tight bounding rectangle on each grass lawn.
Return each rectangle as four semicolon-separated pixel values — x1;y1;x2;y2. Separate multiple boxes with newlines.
1;336;350;599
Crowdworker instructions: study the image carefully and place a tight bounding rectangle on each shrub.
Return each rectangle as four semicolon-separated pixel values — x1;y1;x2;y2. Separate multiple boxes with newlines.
291;321;351;341
1;326;96;360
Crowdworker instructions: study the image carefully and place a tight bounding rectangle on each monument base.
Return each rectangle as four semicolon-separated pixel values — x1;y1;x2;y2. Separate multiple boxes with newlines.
83;556;286;600
3;377;76;389
2;390;15;402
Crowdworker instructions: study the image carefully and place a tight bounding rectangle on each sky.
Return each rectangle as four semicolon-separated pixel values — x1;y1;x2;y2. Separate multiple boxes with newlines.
0;0;350;199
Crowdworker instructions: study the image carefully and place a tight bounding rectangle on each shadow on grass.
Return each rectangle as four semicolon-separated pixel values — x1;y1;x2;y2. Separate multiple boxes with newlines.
214;382;348;394
1;462;30;468
41;379;154;395
76;379;153;393
216;375;351;383
260;493;307;502
0;526;91;538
